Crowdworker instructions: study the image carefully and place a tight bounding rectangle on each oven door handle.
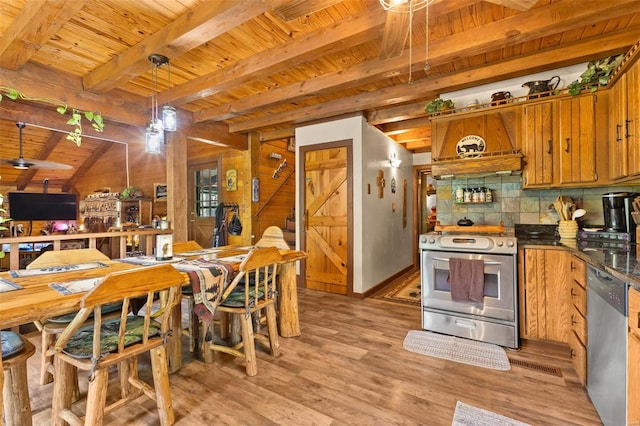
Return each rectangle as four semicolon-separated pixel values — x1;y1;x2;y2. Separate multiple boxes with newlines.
431;257;501;266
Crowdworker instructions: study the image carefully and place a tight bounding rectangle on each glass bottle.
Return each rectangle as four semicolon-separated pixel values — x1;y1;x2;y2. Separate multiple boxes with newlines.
463;188;472;203
485;187;493;202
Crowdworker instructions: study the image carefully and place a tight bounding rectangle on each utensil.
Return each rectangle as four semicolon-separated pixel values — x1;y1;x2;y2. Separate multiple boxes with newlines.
572;208;586;220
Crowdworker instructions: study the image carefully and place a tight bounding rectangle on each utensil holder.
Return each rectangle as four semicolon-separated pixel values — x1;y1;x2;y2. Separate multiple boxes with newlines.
558;220;578;239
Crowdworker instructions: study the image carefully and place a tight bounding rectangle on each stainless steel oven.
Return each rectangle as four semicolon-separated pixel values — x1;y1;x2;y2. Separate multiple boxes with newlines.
419;234;518;348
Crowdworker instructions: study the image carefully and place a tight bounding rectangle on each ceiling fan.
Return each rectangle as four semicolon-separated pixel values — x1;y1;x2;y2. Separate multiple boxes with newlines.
1;122;72;170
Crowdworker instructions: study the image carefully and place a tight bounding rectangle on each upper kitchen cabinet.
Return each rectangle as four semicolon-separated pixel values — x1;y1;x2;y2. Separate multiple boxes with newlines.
521;101;554;188
609;44;640;180
520;92;609;189
556;93;608;185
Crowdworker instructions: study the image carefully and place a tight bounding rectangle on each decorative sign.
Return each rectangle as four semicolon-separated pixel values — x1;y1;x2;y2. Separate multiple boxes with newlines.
456;135;486;158
226;169;237;191
376;170;385;198
252;177;260;202
154;183;167;201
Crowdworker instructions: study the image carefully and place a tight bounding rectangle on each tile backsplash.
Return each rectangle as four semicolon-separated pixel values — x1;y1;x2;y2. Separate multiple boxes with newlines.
435;175;640;228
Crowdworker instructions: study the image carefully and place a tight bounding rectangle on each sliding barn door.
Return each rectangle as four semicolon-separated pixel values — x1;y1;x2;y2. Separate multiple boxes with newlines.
302;143;352;295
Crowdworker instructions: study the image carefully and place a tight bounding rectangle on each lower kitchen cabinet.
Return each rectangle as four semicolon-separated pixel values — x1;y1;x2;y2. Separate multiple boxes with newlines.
519;248;570;342
629;286;640;425
568;255;587;385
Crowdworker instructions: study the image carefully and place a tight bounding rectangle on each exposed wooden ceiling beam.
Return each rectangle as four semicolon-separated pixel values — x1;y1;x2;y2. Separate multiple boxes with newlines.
229;26;639;133
273;0;343;21
0;0;88;70
483;0;538;11
83;0;288;92
198;0;637;125
168;5;386;107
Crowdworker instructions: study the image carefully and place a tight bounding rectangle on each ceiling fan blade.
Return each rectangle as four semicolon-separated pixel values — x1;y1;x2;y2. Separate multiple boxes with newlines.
2;157;72;170
379;11;411;60
273;0;343;21
482;0;537;11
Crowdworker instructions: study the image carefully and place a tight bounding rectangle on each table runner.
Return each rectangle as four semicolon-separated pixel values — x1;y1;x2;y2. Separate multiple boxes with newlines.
9;261;109;278
173;259;235;322
0;277;22;293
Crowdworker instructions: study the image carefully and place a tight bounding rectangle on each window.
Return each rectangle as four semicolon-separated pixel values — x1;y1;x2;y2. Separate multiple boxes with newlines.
194;167;218;217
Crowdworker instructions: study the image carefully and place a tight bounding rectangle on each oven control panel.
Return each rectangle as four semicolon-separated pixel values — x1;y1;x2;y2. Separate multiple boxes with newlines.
419;234;517;254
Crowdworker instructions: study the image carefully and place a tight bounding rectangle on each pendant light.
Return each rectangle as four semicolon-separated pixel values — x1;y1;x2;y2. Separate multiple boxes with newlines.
145;54;176;153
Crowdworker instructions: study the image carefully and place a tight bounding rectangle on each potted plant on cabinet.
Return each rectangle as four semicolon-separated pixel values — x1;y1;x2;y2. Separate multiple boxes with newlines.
425;98;455;116
567;54;625;95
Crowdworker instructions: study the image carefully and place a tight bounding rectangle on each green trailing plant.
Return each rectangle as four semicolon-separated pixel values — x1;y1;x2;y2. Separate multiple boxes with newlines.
0;87;104;145
567;54;625;96
425;98;455;115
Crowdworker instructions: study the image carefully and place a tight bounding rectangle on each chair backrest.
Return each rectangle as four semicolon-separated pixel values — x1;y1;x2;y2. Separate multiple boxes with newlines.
172;240;203;253
27;248;110;269
54;264;185;361
255;226;290;250
220;246;283;305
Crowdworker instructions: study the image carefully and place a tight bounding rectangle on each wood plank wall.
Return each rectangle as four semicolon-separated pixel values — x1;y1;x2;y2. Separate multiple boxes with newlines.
255;139;296;241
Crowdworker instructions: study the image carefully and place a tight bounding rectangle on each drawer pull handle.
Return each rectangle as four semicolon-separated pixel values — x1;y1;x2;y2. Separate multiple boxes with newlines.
570;349;575;358
571;315;577;326
570;288;576;298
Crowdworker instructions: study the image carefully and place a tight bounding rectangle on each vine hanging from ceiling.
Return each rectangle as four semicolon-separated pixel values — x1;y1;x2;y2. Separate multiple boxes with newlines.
0;87;104;145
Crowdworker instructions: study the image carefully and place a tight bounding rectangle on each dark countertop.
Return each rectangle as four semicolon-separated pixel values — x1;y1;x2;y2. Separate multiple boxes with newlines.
517;238;640;289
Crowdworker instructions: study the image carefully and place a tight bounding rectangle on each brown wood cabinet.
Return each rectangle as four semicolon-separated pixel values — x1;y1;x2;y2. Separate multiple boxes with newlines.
629;286;640;425
521;93;609;188
609;50;640;180
519;248;570;342
568;255;587;385
521;101;554;187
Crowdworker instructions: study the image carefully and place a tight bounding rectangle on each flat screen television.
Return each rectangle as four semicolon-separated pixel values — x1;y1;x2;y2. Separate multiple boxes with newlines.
8;192;78;221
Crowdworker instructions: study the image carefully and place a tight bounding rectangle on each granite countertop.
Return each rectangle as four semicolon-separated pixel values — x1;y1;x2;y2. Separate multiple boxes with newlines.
517;237;640;289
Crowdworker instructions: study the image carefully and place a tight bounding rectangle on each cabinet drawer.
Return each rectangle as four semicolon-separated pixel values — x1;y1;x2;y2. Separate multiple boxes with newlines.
630;287;640;339
569;331;587;386
570;280;587;316
570;306;587;346
570;256;586;288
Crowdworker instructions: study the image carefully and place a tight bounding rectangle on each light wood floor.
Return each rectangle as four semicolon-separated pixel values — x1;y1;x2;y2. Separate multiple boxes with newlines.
23;284;602;425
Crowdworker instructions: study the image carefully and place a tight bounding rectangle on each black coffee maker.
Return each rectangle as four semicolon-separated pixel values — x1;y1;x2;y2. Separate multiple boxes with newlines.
602;192;636;234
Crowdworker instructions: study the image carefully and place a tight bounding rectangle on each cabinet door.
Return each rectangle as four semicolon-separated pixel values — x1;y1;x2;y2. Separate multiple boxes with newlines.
629;287;640;425
522;103;554;187
609;74;628;179
521;248;569;342
627;59;640;176
557;95;597;184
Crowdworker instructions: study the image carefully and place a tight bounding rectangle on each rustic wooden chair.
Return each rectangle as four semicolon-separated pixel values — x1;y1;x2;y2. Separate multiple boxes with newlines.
28;249;112;387
2;331;36;426
207;246;282;376
171;241;204;353
50;264;184;426
255;226;290;250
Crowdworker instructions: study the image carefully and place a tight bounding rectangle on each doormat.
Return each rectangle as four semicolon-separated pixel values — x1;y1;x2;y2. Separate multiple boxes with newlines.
452;401;531;426
403;330;510;371
381;270;420;305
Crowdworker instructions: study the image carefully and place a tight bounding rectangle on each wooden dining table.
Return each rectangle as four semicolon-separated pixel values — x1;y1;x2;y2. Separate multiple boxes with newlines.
0;245;306;420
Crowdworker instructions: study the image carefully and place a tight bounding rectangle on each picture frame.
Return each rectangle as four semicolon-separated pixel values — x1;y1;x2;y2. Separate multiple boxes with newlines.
154;183;168;201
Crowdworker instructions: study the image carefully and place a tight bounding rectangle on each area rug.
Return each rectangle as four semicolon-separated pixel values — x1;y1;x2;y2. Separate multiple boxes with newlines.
381;270;420;305
451;401;531;426
403;330;510;371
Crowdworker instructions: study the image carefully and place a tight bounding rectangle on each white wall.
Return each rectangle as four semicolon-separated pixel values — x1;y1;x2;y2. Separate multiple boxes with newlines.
295;115;413;294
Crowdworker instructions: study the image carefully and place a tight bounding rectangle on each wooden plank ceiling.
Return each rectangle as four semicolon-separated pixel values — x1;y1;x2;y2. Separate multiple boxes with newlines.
0;0;639;190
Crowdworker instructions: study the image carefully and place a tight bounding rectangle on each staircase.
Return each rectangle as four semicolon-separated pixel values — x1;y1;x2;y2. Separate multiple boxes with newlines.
283;209;296;248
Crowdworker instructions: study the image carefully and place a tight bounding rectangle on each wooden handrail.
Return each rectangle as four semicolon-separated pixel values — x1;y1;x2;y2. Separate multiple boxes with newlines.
255;169;294;216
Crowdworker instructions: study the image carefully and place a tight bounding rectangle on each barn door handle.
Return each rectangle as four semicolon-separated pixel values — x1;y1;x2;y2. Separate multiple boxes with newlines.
564;138;570;152
626;119;632;138
546;140;552;155
616;124;622;142
304;210;309;230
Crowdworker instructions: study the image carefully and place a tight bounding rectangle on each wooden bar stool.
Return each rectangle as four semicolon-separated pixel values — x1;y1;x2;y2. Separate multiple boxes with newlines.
2;331;36;426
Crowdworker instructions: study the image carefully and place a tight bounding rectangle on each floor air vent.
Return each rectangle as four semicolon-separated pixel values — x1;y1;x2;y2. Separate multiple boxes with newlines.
508;358;562;377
